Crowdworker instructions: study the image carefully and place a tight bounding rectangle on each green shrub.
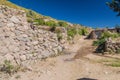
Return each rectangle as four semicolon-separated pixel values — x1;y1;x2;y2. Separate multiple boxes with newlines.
67;28;77;38
27;18;33;23
1;60;20;75
26;10;38;19
58;21;68;27
50;26;56;32
93;31;120;46
45;21;57;27
93;39;106;46
116;49;120;54
57;33;63;41
101;31;120;39
34;18;45;25
78;28;88;36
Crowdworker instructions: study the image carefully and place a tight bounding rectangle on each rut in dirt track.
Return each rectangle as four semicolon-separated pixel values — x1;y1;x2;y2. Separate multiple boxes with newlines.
73;40;96;59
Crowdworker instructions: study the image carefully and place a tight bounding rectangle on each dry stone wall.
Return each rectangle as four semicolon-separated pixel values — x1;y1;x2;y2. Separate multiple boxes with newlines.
0;5;63;66
105;38;120;53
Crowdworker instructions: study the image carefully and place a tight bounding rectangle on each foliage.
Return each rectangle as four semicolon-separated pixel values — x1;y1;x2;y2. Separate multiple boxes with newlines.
34;18;45;25
101;31;120;39
0;0;26;10
116;48;120;53
50;26;56;32
58;21;68;27
107;0;120;16
67;28;77;38
45;21;57;27
93;38;106;46
93;31;120;46
78;28;88;36
0;60;20;75
57;33;63;41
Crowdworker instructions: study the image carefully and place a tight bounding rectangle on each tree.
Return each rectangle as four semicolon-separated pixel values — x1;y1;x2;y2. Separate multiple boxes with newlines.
107;0;120;16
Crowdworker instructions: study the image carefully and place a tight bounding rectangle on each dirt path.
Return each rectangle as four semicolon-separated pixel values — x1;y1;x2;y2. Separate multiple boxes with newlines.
4;37;120;80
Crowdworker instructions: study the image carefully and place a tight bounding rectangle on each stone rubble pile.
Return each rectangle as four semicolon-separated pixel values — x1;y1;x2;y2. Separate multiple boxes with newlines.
0;5;63;66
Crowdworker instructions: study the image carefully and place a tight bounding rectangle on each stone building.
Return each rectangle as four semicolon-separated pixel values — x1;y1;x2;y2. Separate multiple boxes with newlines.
88;28;120;39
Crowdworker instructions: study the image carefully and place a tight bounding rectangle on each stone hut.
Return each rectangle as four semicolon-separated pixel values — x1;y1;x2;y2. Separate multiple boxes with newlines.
87;29;105;39
88;28;120;39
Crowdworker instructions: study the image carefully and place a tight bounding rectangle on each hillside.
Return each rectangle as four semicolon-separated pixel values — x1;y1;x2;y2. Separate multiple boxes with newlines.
0;0;70;26
0;0;92;29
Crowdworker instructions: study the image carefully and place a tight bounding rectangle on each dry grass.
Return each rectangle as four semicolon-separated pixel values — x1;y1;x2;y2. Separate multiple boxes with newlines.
0;0;46;20
98;58;120;67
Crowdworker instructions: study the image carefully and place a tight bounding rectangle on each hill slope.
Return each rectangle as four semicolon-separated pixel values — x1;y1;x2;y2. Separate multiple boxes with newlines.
0;0;92;38
0;0;69;26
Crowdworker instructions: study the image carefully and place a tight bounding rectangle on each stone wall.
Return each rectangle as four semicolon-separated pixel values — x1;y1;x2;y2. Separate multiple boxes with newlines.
38;25;68;44
0;5;63;66
104;39;120;53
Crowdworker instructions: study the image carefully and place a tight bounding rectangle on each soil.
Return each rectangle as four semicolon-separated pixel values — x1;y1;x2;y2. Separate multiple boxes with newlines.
1;36;120;80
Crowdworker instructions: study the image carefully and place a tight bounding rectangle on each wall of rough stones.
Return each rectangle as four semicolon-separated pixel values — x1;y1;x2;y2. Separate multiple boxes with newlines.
37;25;68;44
0;5;63;66
104;39;120;53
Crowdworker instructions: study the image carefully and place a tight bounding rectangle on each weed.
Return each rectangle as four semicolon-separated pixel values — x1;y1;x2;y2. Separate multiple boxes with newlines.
0;60;20;75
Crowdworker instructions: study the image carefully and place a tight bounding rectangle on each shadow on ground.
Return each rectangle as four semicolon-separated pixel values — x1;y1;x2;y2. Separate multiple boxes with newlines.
77;78;97;80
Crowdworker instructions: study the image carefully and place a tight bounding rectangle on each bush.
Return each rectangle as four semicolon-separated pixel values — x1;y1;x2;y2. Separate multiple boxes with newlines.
26;10;38;19
93;31;120;46
34;18;45;25
57;33;63;41
45;21;57;27
93;39;106;46
93;31;120;53
101;31;120;39
50;26;56;32
116;49;120;54
27;18;33;23
67;28;77;38
78;28;88;36
58;21;68;27
0;60;20;75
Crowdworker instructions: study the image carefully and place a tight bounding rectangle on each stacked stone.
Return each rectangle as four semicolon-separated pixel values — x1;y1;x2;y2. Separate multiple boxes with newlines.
0;5;63;66
105;38;120;53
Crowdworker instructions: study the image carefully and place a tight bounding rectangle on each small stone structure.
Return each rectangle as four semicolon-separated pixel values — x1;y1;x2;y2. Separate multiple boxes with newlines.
87;29;105;39
104;38;120;53
96;38;120;53
0;5;63;66
88;28;120;39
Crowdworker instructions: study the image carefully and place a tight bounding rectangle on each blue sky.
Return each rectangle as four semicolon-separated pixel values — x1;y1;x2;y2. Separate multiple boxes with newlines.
9;0;120;28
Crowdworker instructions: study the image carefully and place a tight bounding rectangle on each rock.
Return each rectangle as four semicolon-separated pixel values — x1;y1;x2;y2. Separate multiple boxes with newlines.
20;55;26;61
10;16;20;23
57;46;63;53
0;46;9;54
53;49;58;55
0;23;5;27
32;41;39;45
4;54;14;61
16;37;30;42
7;22;14;27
